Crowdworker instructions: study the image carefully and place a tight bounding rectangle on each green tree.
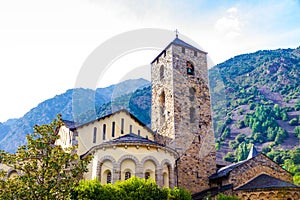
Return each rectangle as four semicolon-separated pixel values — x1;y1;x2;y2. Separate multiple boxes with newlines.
223;152;236;163
289;118;298;126
295;126;300;139
0;115;91;200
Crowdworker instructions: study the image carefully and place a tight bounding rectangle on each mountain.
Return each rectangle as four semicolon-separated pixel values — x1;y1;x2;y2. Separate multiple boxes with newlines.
0;78;149;152
1;47;300;159
209;46;300;162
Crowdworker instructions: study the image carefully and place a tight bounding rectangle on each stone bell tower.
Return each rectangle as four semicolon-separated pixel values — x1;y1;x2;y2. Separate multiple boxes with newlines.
151;35;216;193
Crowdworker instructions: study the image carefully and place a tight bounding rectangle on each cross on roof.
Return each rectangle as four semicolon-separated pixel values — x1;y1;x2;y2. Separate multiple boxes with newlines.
175;29;179;38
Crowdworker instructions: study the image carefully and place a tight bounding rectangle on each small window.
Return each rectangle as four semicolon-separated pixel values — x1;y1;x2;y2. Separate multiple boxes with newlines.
107;172;112;184
182;47;185;54
187;61;194;75
138;130;140;136
125;171;131;180
103;124;106;140
93;127;97;143
121;118;124;134
194;51;197;57
189;87;196;101
145;172;150;179
190;107;196;123
112;122;115;137
129;125;133;133
160;65;164;80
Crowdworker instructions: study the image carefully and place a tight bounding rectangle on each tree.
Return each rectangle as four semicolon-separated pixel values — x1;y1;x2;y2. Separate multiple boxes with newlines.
0;115;92;199
289;118;298;126
295;126;300;139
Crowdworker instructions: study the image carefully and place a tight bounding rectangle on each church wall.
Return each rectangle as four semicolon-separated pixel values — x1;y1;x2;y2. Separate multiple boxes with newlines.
151;46;175;140
235;189;300;200
85;144;177;187
55;126;74;149
76;111;154;155
172;44;216;193
226;154;293;189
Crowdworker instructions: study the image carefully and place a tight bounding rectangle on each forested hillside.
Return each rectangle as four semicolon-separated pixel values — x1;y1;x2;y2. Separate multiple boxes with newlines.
209;47;300;179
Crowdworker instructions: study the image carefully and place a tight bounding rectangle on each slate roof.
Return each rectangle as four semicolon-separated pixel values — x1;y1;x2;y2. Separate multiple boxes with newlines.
236;174;300;191
80;133;179;159
209;160;247;180
101;133;162;146
151;37;207;64
210;145;260;180
62;119;81;130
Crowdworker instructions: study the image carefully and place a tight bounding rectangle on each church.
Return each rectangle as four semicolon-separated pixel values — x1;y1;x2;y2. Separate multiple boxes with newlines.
56;36;300;199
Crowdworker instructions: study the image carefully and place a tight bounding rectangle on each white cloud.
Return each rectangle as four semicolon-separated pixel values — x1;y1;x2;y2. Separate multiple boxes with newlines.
215;7;242;39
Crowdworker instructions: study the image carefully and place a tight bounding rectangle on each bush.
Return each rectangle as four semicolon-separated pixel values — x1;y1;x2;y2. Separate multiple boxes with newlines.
216;193;241;200
71;177;192;200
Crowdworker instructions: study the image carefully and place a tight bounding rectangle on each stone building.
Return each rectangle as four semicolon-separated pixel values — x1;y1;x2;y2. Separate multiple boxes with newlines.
50;36;300;199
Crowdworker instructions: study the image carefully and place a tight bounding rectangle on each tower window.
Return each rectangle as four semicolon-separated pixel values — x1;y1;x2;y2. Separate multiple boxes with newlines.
93;127;97;143
138;130;140;136
190;107;196;123
112;122;115;137
182;47;185;54
189;87;196;101
187;61;194;75
160;65;164;80
121;118;124;134
125;171;131;180
103;124;106;140
194;51;197;57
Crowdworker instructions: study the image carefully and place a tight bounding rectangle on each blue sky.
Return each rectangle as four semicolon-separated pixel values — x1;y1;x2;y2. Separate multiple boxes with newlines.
0;0;299;122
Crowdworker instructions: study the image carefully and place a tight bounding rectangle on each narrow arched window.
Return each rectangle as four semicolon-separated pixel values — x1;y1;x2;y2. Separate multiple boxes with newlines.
93;127;97;143
190;107;196;123
112;122;115;137
189;87;196;101
103;124;106;140
125;171;131;180
121;118;124;134
107;172;111;184
129;125;133;133
187;61;194;75
160;65;164;80
145;172;150;179
160;91;166;124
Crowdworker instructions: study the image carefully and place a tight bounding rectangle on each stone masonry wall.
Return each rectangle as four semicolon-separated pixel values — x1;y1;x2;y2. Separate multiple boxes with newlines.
228;154;293;189
152;42;216;194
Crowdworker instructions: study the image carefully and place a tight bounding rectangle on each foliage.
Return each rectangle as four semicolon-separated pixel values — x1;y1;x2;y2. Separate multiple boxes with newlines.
71;177;192;200
223;152;236;163
216;193;241;200
0;115;92;200
289;118;298;126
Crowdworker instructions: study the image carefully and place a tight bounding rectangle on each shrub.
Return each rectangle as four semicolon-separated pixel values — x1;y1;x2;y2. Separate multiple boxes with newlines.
71;177;192;200
216;193;241;200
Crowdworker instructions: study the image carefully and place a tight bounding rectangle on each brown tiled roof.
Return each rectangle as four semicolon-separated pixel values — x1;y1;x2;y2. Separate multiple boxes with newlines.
236;174;300;191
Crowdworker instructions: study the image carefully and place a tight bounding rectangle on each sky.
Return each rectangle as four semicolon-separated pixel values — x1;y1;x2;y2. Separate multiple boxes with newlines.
0;0;300;122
